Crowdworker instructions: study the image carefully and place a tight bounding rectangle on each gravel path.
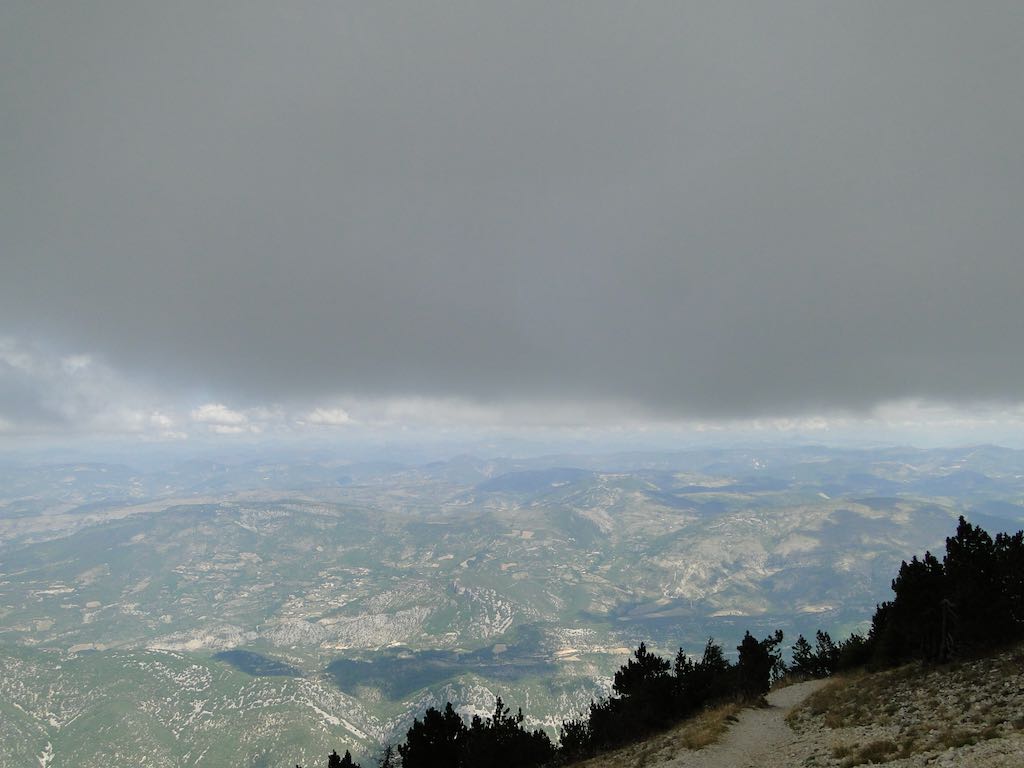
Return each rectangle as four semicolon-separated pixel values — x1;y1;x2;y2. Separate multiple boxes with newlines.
664;680;828;768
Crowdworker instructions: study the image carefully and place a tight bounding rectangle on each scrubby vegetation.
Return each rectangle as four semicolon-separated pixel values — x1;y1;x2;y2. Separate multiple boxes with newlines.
301;516;1024;767
789;645;1024;765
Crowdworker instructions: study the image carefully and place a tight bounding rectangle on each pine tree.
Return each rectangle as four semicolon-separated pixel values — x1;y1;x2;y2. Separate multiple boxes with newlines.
325;749;360;768
613;642;670;697
813;630;839;676
736;630;783;697
790;634;815;677
884;552;947;662
376;744;396;768
558;718;591;760
398;702;467;768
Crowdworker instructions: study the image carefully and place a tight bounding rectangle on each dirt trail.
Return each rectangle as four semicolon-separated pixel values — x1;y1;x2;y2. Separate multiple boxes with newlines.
664;679;827;768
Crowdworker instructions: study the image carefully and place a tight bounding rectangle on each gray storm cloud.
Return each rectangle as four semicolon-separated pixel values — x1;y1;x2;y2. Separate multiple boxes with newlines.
2;2;1023;419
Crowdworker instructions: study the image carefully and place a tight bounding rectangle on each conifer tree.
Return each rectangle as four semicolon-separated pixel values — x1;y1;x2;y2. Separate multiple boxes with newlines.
790;634;815;677
813;630;839;676
398;702;467;768
736;630;783;697
613;642;671;696
376;744;395;768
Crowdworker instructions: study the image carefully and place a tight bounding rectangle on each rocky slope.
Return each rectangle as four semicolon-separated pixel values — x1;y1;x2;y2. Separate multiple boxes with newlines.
787;645;1024;767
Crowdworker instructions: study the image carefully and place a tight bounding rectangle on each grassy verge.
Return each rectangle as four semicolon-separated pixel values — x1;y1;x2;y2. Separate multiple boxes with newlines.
569;700;748;767
676;701;743;750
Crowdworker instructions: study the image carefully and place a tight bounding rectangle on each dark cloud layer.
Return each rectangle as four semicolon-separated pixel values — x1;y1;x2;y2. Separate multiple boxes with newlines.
3;2;1023;418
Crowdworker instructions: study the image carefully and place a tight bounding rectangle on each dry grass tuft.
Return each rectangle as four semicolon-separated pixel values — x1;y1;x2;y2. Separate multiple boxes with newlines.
830;742;854;759
565;700;746;768
839;738;898;767
937;723;1002;749
788;674;876;730
677;702;742;750
938;728;979;749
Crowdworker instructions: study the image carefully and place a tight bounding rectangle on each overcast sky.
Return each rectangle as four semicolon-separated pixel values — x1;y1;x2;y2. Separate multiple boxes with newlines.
2;2;1024;440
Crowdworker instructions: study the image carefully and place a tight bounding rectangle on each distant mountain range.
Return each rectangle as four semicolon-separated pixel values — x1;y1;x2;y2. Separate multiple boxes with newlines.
2;444;1024;766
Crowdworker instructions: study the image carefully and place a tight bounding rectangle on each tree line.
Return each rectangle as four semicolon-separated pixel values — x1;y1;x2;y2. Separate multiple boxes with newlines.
857;515;1024;665
299;516;1024;768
